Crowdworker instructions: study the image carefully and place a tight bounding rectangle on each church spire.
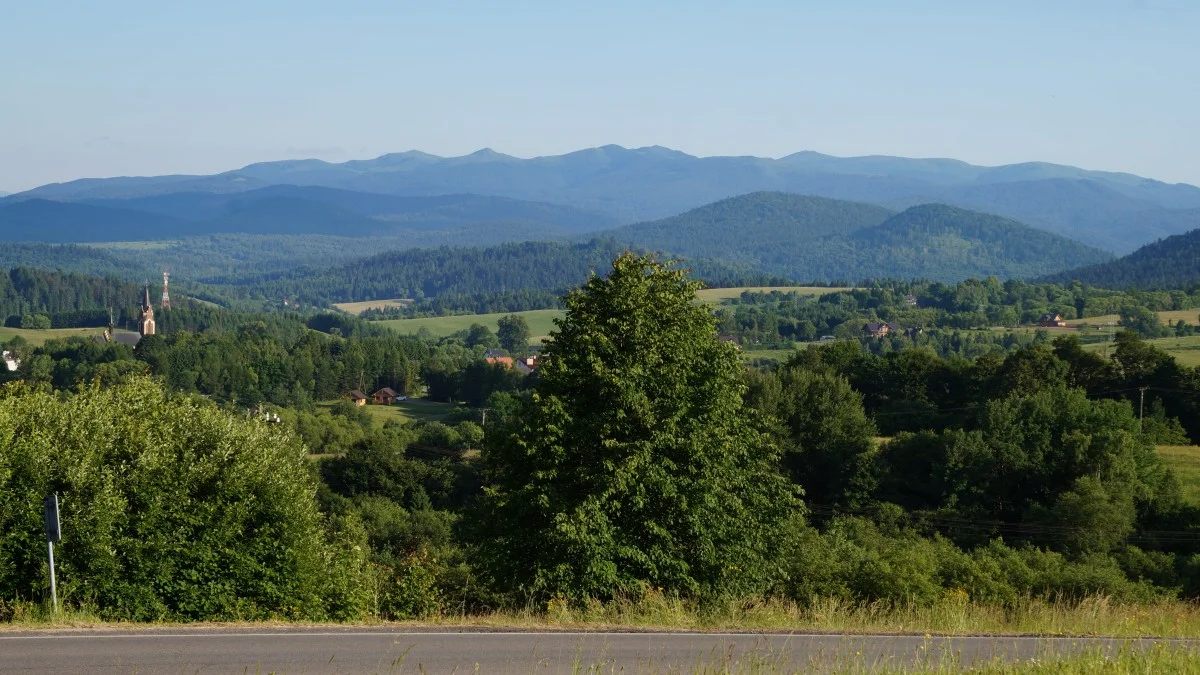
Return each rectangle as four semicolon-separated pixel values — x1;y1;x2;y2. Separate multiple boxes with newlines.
139;283;156;337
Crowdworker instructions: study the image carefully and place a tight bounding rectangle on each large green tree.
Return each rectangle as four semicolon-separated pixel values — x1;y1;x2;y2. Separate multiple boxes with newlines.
496;314;532;354
471;253;800;601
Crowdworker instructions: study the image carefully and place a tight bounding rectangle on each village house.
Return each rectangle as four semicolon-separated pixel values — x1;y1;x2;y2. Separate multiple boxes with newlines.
2;350;18;372
862;322;895;337
346;390;368;406
514;356;540;375
718;334;743;349
485;353;515;367
372;387;401;405
1038;313;1068;328
903;295;919;307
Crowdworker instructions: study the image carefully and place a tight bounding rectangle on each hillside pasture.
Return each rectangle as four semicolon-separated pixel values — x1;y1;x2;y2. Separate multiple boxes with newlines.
1082;335;1200;367
1066;310;1200;327
317;397;458;426
0;326;109;347
696;286;852;303
378;309;565;342
334;298;414;315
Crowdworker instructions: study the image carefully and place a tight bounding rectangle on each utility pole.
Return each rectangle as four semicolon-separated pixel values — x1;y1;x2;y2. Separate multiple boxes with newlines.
1139;386;1148;429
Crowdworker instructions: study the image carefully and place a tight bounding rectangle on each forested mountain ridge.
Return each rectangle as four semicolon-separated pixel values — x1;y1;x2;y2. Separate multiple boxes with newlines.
603;195;1111;282
10;145;1200;251
603;192;894;255
1045;228;1200;289
0;187;616;242
214;239;776;308
837;204;1114;281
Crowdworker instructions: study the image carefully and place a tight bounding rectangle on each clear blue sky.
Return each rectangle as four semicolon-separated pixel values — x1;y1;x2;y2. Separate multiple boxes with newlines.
2;0;1197;192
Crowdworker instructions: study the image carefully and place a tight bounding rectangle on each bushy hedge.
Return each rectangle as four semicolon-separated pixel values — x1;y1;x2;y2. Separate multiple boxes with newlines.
0;378;372;621
781;516;1170;607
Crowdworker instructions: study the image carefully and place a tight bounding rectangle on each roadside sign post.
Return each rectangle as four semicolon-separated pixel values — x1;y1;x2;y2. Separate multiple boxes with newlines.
43;494;61;613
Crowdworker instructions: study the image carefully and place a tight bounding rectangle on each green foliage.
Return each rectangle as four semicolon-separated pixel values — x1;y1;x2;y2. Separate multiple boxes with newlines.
496;313;532;353
875;385;1181;555
17;314;50;330
472;253;801;601
782;517;1165;607
0;378;370;621
1120;305;1169;338
748;368;877;508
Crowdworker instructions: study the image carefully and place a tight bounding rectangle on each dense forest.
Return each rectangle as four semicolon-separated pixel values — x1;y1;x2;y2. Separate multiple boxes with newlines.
1047;228;1200;289
0;267;149;328
214;239;789;307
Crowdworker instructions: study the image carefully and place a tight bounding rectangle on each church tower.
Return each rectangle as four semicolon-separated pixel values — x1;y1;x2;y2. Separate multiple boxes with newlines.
139;284;156;337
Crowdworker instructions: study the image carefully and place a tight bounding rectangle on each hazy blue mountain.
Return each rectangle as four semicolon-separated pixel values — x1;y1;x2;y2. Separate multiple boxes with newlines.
0;199;186;242
911;179;1173;252
82;185;617;231
1;188;618;242
10;145;1200;250
604;194;1111;282
1044;228;1200;289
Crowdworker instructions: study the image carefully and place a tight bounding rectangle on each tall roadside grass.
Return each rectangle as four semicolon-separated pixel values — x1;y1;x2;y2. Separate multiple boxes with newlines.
6;593;1200;640
438;593;1200;638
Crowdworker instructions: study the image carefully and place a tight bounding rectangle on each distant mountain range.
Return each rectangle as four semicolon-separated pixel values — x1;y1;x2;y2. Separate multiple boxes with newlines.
7;145;1200;252
1045;229;1200;289
604;193;1111;282
0;186;617;243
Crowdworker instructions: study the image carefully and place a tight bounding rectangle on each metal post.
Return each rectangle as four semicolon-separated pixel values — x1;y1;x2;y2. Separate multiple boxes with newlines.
47;541;58;614
43;493;61;614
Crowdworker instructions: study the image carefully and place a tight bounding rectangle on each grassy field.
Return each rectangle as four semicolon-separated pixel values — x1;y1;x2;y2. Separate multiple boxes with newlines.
318;398;459;425
696;286;852;303
0;326;109;347
741;348;803;363
1082;335;1200;367
1066;310;1200;327
378;309;565;342
333;298;413;315
1159;445;1200;506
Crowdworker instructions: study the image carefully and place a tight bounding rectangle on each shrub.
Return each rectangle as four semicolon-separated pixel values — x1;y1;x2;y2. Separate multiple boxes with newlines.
0;377;371;621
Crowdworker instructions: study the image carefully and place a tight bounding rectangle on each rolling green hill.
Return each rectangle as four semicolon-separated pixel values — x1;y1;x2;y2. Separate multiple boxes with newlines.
604;192;893;261
603;194;1110;282
1045;228;1200;288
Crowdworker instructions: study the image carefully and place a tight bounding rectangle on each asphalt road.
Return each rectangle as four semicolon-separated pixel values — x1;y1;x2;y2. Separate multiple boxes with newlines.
0;627;1189;674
